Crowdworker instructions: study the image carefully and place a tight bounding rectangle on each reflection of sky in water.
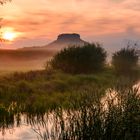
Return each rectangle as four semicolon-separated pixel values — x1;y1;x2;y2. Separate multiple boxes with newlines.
0;113;54;140
0;125;38;140
0;82;139;140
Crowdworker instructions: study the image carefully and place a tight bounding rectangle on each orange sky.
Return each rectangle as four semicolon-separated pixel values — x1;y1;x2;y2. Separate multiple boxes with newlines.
0;0;140;50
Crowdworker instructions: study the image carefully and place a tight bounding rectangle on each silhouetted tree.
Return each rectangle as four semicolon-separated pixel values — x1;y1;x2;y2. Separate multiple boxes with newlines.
0;0;11;5
49;43;107;74
112;47;139;74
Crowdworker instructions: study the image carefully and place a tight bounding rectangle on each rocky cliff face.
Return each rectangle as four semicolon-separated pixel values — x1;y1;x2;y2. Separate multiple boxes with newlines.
45;33;87;50
57;33;81;41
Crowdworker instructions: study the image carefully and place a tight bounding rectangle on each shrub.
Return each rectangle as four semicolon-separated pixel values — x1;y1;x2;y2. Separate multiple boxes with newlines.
112;47;139;74
49;43;107;74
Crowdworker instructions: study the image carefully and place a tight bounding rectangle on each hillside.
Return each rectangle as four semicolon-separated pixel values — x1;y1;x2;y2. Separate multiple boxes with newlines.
21;33;87;51
0;33;88;71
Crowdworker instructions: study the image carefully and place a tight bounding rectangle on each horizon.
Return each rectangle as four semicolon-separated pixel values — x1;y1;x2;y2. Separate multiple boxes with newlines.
0;0;140;51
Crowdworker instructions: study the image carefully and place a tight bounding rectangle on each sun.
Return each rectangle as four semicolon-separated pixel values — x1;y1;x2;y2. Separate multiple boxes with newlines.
0;27;21;42
2;31;17;41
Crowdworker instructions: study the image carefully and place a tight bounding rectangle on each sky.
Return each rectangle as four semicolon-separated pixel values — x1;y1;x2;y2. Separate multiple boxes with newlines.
0;0;140;51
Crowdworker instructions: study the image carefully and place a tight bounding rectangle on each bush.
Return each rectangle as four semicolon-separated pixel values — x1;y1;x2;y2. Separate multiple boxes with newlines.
49;43;107;74
112;47;139;74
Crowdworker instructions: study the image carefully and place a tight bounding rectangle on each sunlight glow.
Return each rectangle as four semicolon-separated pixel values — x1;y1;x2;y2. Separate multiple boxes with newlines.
1;27;20;41
2;31;16;41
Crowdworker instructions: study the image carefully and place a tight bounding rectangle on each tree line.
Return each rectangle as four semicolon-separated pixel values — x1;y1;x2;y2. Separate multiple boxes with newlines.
48;43;139;74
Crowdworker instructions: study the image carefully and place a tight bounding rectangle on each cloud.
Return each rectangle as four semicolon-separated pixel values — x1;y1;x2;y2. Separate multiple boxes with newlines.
1;0;140;48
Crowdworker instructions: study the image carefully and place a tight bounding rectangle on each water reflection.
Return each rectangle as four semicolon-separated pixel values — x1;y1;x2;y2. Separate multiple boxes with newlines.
0;82;140;140
0;125;38;140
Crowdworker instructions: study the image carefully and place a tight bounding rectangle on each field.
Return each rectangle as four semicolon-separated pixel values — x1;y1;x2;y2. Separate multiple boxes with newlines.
0;49;56;72
0;67;139;139
0;47;139;140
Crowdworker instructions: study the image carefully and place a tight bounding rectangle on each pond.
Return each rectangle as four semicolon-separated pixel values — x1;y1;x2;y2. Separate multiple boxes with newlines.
0;124;38;140
0;82;140;140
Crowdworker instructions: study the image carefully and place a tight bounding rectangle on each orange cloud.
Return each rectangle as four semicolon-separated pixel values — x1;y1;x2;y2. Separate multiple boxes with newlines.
0;0;140;48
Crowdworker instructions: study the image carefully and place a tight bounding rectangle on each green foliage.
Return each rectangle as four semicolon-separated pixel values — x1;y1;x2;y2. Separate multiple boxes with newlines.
49;43;107;74
0;69;139;139
0;69;116;108
112;47;139;74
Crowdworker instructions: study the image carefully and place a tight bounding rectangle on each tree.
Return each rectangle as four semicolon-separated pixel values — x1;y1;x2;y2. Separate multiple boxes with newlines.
0;0;11;5
112;47;139;74
49;43;107;74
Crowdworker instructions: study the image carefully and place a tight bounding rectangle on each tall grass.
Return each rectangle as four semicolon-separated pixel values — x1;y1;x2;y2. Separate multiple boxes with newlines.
43;86;140;140
0;69;139;139
0;85;140;140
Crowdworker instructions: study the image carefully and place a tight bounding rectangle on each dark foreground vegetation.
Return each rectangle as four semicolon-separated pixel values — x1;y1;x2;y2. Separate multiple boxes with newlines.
0;80;139;140
50;44;106;73
0;44;139;139
112;47;139;74
49;44;139;75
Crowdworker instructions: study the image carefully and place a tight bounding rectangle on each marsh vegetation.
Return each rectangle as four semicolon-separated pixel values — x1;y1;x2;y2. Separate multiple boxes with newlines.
0;44;139;139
